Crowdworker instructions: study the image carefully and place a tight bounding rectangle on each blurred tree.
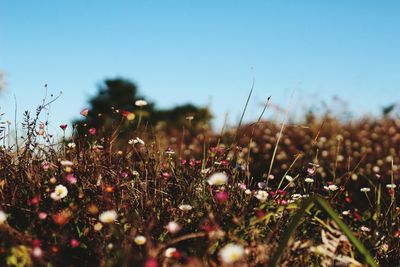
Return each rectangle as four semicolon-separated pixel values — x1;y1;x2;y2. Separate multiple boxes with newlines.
74;78;212;138
382;103;396;117
152;103;212;134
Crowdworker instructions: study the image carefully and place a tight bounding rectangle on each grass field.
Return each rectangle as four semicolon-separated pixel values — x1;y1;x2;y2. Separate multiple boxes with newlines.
0;102;399;266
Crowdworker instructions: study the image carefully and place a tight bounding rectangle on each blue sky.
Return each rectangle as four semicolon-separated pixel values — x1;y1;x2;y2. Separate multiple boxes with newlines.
1;0;400;131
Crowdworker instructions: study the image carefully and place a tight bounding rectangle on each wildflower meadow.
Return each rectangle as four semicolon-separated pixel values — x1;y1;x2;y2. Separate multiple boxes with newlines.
0;87;399;267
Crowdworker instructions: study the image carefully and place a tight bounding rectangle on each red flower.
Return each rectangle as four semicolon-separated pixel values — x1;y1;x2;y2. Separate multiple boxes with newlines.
60;124;68;130
145;259;159;267
32;239;42;247
70;239;80;248
277;189;287;196
353;212;362;221
89;128;96;135
28;196;40;206
215;191;229;203
172;250;182;259
256;210;266;219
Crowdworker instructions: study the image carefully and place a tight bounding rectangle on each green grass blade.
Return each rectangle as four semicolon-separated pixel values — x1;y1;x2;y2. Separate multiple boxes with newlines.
314;196;378;267
269;196;378;267
268;197;315;267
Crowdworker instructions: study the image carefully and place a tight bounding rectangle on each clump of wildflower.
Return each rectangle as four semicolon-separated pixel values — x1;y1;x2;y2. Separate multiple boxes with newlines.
99;210;118;224
255;190;269;202
50;185;68;201
207;172;228;186
219;243;245;264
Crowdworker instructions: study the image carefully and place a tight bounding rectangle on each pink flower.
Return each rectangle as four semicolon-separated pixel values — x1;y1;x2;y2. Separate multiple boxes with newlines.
41;161;50;171
60;124;68;131
28;196;40;206
70;239;80;248
38;212;47;220
32;247;43;258
145;259;159;267
166;221;182;234
32;239;42;247
65;174;77;184
215;191;229;203
89;128;96;135
80;108;89;117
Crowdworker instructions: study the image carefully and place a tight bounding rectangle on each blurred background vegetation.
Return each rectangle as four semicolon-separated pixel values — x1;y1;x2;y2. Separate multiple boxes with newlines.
73;78;213;140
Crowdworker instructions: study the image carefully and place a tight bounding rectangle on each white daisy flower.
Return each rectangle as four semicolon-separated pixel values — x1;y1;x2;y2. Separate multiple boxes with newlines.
207;172;228;186
60;160;74;166
0;211;7;225
134;235;147;245
99;210;118;224
129;137;145;145
386;184;397;189
285;175;293;182
360;187;371;193
135;100;148;107
219;243;245;264
178;204;193;211
166;221;182;234
255;190;269;202
305;178;314;183
165;247;177;258
50;185;68;201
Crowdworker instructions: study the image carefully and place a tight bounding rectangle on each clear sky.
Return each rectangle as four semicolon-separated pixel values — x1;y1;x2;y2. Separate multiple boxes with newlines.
1;0;400;132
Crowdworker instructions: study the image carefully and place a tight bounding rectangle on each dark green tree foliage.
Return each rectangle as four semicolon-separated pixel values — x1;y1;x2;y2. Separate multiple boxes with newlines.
74;78;212;137
151;104;212;131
